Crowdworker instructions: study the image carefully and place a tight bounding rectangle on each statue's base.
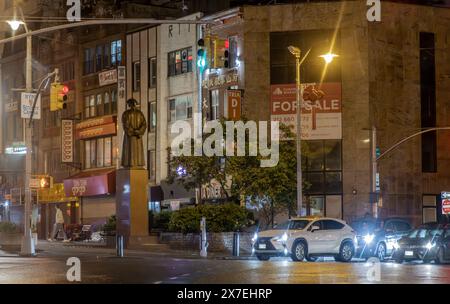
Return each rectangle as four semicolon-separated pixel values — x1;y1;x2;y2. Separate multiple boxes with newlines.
116;168;148;248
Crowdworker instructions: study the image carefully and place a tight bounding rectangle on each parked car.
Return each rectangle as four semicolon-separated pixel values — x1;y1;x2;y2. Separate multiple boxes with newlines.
351;217;412;261
252;219;306;261
392;222;450;264
284;216;357;262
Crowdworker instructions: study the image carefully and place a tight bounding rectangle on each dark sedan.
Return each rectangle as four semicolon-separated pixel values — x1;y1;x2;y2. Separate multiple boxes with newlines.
392;222;450;264
351;217;412;261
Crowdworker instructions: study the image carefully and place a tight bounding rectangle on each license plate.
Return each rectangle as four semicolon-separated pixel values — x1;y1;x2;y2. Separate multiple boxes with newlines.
405;250;413;256
259;244;266;249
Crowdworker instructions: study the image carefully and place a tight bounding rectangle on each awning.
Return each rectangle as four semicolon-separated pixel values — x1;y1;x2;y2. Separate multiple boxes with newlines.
63;168;116;197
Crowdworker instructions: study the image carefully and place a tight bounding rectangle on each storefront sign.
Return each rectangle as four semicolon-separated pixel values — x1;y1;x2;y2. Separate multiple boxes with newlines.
441;192;450;215
75;115;115;130
29;179;41;189
5;142;27;154
227;90;241;120
202;71;239;89
76;123;116;140
61;120;74;163
270;82;342;140
75;115;117;140
5;101;18;112
98;69;118;86
21;92;41;119
38;183;77;203
64;170;115;197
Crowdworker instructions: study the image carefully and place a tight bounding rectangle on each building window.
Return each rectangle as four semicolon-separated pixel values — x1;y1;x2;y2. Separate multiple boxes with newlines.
96;45;103;72
84;136;116;169
84;47;95;75
270;30;341;84
84;89;118;119
149;57;157;88
111;40;122;67
84;39;122;75
61;61;75;82
168;47;193;77
168;95;193;122
133;61;141;91
209;89;219;120
149;150;156;182
420;32;437;173
228;36;239;69
149;102;156;133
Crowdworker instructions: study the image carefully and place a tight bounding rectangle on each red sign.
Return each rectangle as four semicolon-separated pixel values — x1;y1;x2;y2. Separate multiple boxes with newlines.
443;199;450;215
64;170;115;197
227;90;241;121
270;82;342;140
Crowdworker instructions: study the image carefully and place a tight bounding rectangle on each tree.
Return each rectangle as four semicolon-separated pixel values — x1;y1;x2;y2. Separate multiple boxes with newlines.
167;118;313;227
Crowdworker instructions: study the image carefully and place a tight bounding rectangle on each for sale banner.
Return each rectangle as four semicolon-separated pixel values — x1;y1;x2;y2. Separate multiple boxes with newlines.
270;82;342;140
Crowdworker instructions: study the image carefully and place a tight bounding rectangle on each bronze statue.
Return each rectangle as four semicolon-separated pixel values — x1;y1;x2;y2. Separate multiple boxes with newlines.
121;98;147;168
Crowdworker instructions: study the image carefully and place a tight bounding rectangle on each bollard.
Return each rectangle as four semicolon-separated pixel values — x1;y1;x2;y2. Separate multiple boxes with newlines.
232;232;240;257
200;217;208;257
116;235;124;257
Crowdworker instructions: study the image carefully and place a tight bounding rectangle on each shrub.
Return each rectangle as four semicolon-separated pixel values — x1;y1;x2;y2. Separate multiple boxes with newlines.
168;203;250;233
150;210;172;230
0;221;18;233
102;215;116;236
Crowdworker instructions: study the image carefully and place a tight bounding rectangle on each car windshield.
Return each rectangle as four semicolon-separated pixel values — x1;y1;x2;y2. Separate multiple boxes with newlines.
288;220;310;230
351;220;380;233
272;221;289;230
408;228;443;239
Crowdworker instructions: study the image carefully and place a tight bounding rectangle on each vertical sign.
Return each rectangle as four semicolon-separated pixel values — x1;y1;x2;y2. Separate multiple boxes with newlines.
61;120;74;163
21;92;41;119
227;90;241;121
441;192;450;215
117;66;126;168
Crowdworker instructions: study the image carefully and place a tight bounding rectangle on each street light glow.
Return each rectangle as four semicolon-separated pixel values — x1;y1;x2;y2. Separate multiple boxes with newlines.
287;45;301;57
6;20;24;31
320;52;338;64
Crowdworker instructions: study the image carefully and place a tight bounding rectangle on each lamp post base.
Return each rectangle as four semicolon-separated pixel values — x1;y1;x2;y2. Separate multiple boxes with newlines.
20;230;36;257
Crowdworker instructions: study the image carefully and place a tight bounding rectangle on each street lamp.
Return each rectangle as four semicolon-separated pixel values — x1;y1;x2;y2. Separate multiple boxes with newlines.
288;46;338;216
6;20;24;31
7;8;36;256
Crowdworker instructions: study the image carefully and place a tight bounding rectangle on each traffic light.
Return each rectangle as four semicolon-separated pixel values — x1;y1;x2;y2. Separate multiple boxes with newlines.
197;36;211;69
50;83;69;111
39;176;53;188
213;38;229;69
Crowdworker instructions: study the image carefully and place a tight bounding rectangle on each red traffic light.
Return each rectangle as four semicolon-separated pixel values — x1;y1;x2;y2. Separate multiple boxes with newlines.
62;85;69;94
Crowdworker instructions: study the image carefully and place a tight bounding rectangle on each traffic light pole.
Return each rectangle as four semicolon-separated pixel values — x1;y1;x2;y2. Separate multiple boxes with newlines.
371;126;378;218
21;33;35;256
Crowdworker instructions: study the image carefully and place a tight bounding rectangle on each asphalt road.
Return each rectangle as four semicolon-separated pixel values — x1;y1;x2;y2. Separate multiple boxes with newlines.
1;246;450;284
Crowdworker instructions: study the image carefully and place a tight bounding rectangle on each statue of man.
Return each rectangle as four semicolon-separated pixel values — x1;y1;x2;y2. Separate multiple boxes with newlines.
121;98;147;168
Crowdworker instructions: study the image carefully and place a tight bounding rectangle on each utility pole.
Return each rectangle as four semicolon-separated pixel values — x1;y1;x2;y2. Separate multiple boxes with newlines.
21;30;35;256
371;126;378;218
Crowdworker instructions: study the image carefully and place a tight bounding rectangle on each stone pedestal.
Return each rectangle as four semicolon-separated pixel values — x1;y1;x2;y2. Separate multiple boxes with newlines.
116;169;148;247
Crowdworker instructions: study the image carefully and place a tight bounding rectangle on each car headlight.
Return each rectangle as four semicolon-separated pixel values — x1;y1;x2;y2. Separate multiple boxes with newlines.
281;232;288;242
252;233;258;243
393;241;400;250
364;234;375;244
425;242;435;250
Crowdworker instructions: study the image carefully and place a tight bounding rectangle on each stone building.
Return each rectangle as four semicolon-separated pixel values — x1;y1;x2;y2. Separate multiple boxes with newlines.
200;1;450;226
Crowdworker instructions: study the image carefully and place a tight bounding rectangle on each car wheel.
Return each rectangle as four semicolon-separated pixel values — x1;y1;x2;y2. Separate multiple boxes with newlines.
375;243;387;262
306;256;317;262
338;241;354;263
256;254;270;261
291;241;307;262
435;247;445;265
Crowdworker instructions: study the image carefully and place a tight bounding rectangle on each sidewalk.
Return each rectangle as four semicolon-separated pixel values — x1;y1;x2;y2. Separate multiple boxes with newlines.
21;240;257;260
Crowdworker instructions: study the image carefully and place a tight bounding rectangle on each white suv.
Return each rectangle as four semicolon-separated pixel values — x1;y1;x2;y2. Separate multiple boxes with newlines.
285;217;357;262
